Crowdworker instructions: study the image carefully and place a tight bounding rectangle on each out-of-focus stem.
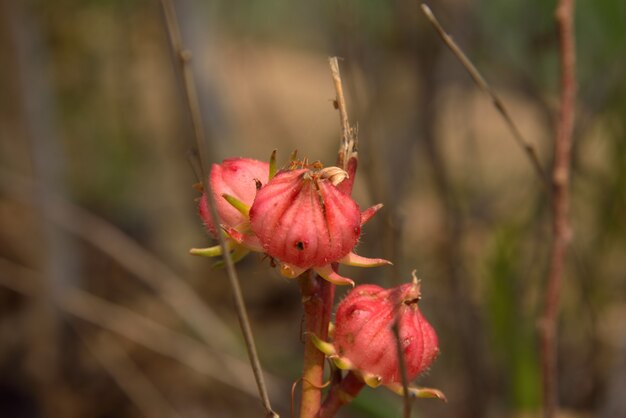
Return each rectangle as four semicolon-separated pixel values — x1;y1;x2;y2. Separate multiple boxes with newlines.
420;3;548;187
540;1;576;417
319;372;365;418
160;1;276;416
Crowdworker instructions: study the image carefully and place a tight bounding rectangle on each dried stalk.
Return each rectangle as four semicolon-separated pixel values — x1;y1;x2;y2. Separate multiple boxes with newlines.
540;1;576;417
159;1;276;416
420;3;548;187
329;57;357;171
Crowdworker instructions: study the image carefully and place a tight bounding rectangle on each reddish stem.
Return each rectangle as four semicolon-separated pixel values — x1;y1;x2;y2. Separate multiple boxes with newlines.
319;371;366;418
299;156;358;418
540;1;576;418
298;58;358;418
299;272;335;418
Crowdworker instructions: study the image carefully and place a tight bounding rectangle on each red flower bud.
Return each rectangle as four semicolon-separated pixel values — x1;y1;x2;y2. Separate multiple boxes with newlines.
333;278;439;386
199;157;269;236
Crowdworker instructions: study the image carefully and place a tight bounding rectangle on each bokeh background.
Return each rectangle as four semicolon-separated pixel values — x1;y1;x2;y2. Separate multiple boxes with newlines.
1;0;625;417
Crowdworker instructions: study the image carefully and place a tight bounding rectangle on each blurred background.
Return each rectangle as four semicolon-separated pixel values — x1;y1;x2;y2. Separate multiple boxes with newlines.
1;0;625;417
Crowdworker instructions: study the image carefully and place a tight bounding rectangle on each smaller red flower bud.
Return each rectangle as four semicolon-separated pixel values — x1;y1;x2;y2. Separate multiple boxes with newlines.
198;157;269;236
332;274;439;386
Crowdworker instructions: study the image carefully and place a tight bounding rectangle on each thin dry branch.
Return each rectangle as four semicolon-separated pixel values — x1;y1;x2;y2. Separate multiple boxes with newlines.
540;1;576;417
329;57;358;170
159;1;276;416
420;3;548;187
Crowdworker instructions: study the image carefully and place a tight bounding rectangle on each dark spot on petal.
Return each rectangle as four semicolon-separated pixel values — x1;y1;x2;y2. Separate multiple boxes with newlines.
295;241;305;250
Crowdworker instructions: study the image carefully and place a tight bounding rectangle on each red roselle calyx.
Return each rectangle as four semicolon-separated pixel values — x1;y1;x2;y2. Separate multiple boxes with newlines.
312;272;445;400
191;157;269;261
198;157;269;236
238;162;390;286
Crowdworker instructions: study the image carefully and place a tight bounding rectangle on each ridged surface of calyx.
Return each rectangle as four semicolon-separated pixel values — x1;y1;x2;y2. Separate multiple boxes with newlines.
333;283;439;385
249;169;361;269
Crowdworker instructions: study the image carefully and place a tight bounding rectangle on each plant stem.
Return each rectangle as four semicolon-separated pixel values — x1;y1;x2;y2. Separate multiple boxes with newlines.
160;1;276;416
319;371;365;418
297;57;358;418
540;1;576;417
300;272;335;418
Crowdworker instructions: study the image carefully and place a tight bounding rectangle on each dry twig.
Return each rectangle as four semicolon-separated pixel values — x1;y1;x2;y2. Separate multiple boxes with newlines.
159;1;276;416
540;1;576;417
420;3;548;187
329;57;358;170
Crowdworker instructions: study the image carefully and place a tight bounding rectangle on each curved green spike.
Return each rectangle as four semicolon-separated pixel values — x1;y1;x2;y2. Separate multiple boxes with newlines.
407;386;446;401
387;384;447;402
363;373;383;388
269;149;277;180
315;265;355;287
189;244;223;257
332;356;353;371
308;333;336;357
339;252;392;268
222;193;250;216
328;322;335;338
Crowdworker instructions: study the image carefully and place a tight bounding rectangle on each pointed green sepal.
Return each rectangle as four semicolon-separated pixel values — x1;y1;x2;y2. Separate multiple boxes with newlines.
387;384;447;402
331;356;353;371
339;252;392;268
315;265;355;287
189;244;223;257
328;322;335;338
222;193;250;217
308;333;336;357
269;149;277;180
363;373;383;388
